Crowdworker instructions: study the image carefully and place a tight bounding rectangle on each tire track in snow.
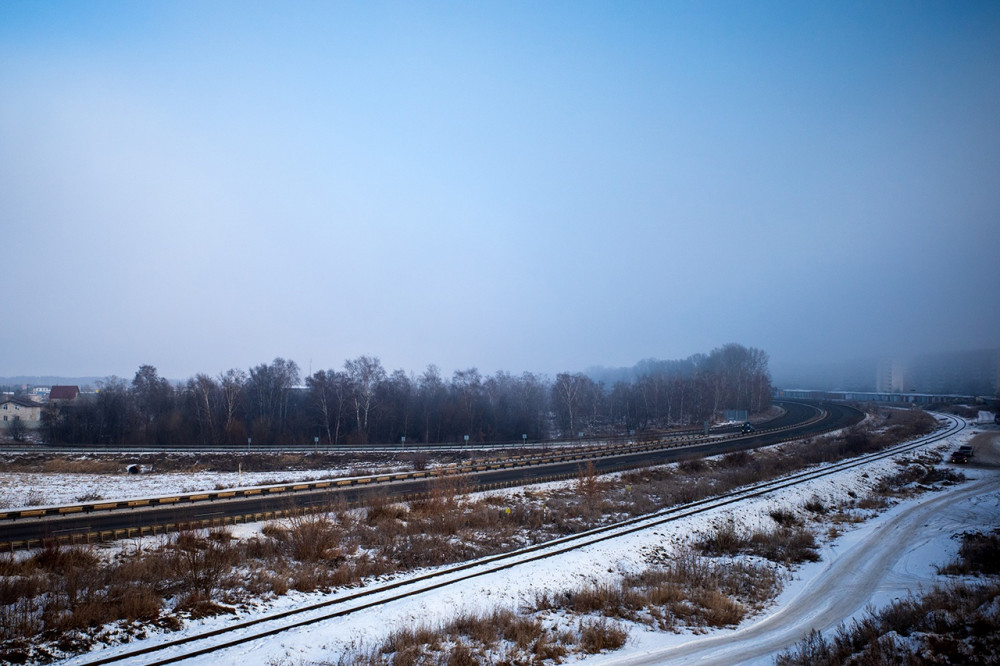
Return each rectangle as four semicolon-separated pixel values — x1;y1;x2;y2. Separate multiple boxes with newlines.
599;471;1000;665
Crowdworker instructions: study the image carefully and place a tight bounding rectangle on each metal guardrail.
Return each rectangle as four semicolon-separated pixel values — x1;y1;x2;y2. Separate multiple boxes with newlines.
0;403;833;551
0;413;821;522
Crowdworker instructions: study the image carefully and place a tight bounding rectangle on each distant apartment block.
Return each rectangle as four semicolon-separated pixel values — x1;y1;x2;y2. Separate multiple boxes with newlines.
877;349;999;396
876;359;908;393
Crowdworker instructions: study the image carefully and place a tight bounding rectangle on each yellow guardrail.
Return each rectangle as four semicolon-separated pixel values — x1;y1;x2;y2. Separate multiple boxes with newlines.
1;407;826;527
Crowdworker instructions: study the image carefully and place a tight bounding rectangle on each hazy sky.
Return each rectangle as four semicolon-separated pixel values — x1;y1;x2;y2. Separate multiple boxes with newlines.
2;1;998;381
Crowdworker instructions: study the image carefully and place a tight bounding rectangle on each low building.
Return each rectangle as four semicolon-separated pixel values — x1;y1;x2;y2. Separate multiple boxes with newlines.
49;385;80;403
1;396;43;430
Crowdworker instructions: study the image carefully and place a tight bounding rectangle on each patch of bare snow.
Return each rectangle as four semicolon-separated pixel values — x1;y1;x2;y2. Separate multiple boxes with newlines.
0;468;359;511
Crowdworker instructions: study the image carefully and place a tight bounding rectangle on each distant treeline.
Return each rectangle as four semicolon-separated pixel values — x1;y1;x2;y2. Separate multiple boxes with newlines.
37;344;772;447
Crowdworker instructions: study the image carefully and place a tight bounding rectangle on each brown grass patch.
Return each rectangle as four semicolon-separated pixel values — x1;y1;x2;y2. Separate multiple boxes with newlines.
775;580;1000;665
938;530;1000;576
2;405;946;661
697;522;819;564
534;550;781;633
578;617;629;653
352;606;623;664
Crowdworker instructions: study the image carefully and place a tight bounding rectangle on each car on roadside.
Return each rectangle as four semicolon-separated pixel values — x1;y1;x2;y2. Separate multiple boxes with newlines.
950;445;974;464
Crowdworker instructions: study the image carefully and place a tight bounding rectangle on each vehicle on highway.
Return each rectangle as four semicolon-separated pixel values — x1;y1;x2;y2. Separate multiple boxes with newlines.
741;421;755;434
950;445;973;463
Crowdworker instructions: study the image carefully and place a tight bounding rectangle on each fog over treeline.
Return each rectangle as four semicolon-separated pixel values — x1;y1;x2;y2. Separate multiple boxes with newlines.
773;348;1000;396
3;3;998;397
29;344;772;447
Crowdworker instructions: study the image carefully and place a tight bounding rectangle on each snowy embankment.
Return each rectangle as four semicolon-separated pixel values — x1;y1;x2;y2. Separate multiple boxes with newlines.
0;467;365;511
600;459;998;665
56;421;997;666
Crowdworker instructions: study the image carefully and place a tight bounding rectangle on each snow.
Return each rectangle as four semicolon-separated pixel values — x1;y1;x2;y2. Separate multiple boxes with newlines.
0;467;366;511
30;421;1000;665
599;467;998;665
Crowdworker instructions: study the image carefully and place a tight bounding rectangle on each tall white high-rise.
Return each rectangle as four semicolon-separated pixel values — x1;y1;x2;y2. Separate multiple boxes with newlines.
876;359;907;393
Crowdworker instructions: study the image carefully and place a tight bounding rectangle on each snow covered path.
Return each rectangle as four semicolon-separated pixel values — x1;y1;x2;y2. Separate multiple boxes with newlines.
595;469;1000;665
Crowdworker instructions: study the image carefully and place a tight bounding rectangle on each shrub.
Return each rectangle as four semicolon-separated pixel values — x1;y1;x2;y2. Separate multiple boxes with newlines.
748;526;820;564
804;498;827;514
697;522;819;564
284;513;343;563
696;520;743;556
678;458;708;473
720;450;753;468
29;544;99;574
691;588;745;627
578;618;628;653
0;598;42;641
769;508;801;526
364;493;406;527
775;581;1000;665
409;452;429;471
364;609;558;665
939;531;1000;576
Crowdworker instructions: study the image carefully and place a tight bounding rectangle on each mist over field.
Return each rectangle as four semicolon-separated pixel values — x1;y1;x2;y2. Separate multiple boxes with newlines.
1;2;998;382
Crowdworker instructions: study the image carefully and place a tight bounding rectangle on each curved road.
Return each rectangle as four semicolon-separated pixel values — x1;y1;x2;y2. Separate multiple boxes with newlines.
599;450;998;665
1;401;861;549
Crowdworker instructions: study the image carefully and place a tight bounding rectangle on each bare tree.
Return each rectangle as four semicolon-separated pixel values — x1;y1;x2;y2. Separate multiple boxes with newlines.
514;371;547;440
246;358;300;442
451;368;482;440
306;369;350;445
418;365;446;443
188;374;219;445
131;365;173;445
552;372;596;435
5;416;27;442
219;368;247;433
96;376;131;446
483;371;509;440
382;369;415;442
344;355;386;443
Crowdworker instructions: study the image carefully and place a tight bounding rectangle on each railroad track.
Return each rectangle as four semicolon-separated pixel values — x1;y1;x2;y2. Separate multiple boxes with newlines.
72;414;966;666
2;417;801;521
2;401;841;551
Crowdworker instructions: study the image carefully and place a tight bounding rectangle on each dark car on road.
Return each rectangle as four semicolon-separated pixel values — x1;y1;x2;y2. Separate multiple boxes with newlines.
950;445;974;464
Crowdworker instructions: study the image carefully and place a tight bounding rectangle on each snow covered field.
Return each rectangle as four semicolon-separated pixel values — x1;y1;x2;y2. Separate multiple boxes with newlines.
46;422;998;666
0;465;388;511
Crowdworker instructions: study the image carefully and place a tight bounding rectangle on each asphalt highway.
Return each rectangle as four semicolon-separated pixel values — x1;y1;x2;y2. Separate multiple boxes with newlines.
0;400;862;549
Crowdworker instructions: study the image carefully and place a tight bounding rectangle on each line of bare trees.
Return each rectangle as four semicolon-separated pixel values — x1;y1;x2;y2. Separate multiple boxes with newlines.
37;344;772;447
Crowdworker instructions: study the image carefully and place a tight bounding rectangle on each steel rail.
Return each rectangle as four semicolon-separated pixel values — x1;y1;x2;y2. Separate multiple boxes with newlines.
73;414;964;666
0;401;822;526
1;401;842;551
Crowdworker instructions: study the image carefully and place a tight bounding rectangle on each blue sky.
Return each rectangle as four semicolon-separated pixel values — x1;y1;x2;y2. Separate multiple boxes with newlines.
2;1;998;381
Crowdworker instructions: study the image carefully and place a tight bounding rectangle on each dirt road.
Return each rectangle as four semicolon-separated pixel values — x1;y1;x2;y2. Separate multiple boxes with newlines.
597;469;1000;666
968;429;1000;466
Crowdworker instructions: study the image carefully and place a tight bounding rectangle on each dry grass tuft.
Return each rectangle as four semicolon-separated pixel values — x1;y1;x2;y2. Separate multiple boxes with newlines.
578;617;629;653
938;530;1000;576
697;522;819;564
353;607;577;664
775;580;1000;665
534;549;781;634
